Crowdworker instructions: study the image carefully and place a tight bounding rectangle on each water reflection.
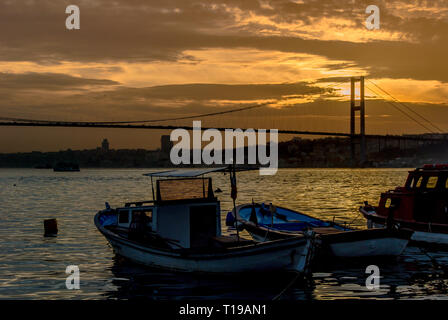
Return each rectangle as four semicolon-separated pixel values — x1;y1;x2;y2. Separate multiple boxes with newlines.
105;257;310;300
0;168;448;299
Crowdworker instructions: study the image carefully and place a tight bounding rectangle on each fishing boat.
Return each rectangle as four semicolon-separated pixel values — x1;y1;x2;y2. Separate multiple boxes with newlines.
229;202;413;258
94;167;316;273
53;161;80;172
360;164;448;247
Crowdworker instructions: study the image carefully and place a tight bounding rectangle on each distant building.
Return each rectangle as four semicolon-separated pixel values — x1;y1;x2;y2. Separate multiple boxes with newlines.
161;135;173;154
101;138;110;152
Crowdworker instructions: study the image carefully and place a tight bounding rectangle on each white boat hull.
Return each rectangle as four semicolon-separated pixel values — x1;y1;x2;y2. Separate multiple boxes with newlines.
328;237;409;257
412;231;448;245
236;204;411;259
368;220;448;246
106;236;310;273
249;229;408;258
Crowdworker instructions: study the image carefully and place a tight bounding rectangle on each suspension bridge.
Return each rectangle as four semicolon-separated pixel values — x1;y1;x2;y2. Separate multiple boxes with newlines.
1;76;446;164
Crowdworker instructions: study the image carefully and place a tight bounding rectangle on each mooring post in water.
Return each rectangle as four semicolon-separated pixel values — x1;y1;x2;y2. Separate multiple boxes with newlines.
44;218;58;236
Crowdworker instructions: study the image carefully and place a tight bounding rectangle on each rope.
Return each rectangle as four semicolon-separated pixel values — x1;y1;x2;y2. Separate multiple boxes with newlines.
368;80;444;133
365;85;437;133
272;232;316;300
418;246;443;271
347;211;364;228
272;272;302;301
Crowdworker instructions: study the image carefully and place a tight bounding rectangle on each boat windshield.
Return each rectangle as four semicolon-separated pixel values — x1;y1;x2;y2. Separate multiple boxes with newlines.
407;173;447;190
156;177;214;202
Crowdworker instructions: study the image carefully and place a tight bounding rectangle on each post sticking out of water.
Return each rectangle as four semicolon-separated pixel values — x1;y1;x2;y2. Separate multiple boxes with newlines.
44;218;58;236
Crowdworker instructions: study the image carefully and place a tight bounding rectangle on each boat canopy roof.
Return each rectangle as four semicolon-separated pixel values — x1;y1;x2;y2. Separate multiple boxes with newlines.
143;166;258;202
143;166;257;178
413;164;448;172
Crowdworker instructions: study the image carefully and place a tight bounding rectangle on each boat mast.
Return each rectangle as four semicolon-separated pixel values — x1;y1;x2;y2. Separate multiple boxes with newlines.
230;162;239;243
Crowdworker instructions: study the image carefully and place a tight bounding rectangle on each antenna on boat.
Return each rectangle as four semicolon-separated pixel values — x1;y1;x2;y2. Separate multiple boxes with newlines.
150;176;155;201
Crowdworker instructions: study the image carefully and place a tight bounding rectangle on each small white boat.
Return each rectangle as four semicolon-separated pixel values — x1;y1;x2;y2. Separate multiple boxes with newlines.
231;202;413;258
94;167;316;273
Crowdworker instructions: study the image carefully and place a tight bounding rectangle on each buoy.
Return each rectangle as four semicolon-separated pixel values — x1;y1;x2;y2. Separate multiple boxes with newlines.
44;219;58;236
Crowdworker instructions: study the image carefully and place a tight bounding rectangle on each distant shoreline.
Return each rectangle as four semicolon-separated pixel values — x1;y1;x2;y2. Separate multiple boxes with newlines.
0;165;416;169
1;135;447;170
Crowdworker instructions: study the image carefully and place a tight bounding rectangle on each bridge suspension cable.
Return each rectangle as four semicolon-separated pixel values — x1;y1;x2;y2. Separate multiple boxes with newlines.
0;81;345;126
367;79;443;133
0;103;271;125
365;84;439;134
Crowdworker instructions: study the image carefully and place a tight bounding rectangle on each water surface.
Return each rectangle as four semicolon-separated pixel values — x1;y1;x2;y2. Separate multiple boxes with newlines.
0;168;447;300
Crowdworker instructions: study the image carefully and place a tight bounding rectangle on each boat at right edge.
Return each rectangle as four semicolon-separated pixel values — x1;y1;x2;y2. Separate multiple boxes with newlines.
360;164;448;247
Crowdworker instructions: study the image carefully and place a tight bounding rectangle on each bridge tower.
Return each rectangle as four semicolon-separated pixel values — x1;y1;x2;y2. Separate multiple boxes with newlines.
350;76;366;165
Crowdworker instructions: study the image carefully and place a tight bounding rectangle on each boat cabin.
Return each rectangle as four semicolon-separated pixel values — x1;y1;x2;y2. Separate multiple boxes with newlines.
376;164;448;224
113;168;225;249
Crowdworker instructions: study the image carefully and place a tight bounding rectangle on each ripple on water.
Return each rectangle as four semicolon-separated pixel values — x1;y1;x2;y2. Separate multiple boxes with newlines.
0;168;447;300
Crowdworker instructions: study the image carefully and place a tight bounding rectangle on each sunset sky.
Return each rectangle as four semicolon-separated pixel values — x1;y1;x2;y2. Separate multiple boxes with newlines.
0;0;447;152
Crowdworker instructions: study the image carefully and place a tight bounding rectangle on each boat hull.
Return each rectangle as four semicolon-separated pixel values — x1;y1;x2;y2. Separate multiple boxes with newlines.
326;236;408;257
361;206;448;247
244;222;410;258
95;213;313;273
235;204;412;258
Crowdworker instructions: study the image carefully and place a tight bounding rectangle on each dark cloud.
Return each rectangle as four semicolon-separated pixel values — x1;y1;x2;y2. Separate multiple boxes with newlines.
103;82;328;101
0;0;446;82
0;79;333;123
0;73;445;128
0;72;119;90
1;0;448;152
315;76;353;83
